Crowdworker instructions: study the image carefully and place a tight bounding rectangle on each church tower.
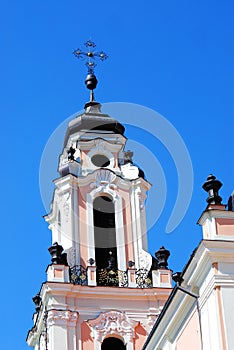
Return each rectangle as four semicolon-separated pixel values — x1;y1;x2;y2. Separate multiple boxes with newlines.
27;41;172;350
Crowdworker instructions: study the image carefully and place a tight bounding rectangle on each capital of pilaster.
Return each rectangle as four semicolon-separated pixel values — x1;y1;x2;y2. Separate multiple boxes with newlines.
47;309;79;327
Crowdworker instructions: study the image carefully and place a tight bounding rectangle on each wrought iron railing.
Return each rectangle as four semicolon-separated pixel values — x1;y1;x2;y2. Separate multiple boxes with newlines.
135;268;152;288
70;265;153;288
70;265;88;285
97;268;128;287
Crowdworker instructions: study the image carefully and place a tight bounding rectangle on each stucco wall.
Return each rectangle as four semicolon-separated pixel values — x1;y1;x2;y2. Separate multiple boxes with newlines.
176;310;201;350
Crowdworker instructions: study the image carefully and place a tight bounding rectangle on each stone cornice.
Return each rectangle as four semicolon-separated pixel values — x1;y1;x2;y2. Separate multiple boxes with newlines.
197;207;234;226
184;240;234;287
131;177;152;192
78;137;125;152
41;281;172;299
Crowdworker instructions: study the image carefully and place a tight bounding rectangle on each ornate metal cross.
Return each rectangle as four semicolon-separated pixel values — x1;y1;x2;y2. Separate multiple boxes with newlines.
73;40;108;74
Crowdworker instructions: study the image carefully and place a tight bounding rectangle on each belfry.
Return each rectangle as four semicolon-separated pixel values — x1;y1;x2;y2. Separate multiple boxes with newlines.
27;41;172;350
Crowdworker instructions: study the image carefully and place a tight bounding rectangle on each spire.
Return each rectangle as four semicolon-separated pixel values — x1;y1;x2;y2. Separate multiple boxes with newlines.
73;40;108;106
202;174;223;205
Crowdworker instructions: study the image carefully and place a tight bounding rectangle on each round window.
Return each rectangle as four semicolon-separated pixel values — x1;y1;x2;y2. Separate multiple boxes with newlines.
91;154;110;167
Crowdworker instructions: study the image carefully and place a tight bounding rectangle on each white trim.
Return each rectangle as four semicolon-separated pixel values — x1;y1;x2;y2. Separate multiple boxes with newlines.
130;187;139;269
115;193;126;271
72;186;80;265
87;192;96;262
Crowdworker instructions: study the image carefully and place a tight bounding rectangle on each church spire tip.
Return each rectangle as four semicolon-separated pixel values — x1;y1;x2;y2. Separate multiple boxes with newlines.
73;40;108;104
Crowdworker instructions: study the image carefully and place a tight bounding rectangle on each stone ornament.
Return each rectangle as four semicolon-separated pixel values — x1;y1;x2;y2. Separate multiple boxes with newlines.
90;170;117;198
88;310;138;343
139;250;152;271
47;310;79;326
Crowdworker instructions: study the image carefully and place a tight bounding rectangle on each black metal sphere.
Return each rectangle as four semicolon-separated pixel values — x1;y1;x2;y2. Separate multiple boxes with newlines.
85;73;98;90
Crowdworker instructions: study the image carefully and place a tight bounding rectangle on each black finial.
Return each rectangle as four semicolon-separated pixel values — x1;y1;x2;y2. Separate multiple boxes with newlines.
85;73;98;92
48;242;67;265
155;246;170;269
228;194;234;211
88;258;95;266
128;260;135;268
32;294;41;312
202;174;223;205
67;145;76;161
73;40;108;102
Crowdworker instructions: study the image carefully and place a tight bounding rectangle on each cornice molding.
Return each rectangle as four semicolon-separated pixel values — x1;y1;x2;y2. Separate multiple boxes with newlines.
198;208;234;226
184;240;234;287
78;137;125;152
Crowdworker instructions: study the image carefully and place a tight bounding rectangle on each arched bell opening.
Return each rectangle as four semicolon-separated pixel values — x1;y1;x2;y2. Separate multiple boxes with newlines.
101;336;126;350
93;195;118;271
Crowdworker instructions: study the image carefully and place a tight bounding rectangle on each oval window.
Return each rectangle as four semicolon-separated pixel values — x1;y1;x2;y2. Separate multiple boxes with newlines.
91;154;110;167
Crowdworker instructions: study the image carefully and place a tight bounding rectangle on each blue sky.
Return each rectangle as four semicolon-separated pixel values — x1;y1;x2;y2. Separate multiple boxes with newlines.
0;1;233;349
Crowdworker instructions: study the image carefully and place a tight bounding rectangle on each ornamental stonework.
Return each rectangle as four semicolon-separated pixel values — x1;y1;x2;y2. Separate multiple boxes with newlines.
88;310;138;343
47;310;79;326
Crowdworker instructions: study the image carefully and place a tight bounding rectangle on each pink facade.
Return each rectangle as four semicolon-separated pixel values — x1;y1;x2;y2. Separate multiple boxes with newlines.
27;102;173;350
143;175;234;350
176;311;202;350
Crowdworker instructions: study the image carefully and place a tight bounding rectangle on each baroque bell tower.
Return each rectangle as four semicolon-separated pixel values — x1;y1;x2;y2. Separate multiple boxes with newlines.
27;41;172;350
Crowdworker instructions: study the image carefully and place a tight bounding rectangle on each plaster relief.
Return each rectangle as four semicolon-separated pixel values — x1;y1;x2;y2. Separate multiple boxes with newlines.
47;310;79;326
88;310;138;343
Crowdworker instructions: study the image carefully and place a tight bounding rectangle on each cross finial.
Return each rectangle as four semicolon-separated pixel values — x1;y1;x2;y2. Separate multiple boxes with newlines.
73;41;108;103
73;40;108;75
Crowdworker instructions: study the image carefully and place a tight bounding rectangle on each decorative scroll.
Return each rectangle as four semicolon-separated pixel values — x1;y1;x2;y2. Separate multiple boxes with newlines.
90;170;117;196
88;310;138;343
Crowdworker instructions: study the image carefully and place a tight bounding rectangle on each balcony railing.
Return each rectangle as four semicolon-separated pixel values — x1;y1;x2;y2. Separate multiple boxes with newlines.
135;268;152;288
70;265;153;288
70;265;88;285
97;268;128;287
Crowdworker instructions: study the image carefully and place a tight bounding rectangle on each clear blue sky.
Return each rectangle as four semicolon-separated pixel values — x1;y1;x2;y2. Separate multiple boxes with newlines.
0;1;233;349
